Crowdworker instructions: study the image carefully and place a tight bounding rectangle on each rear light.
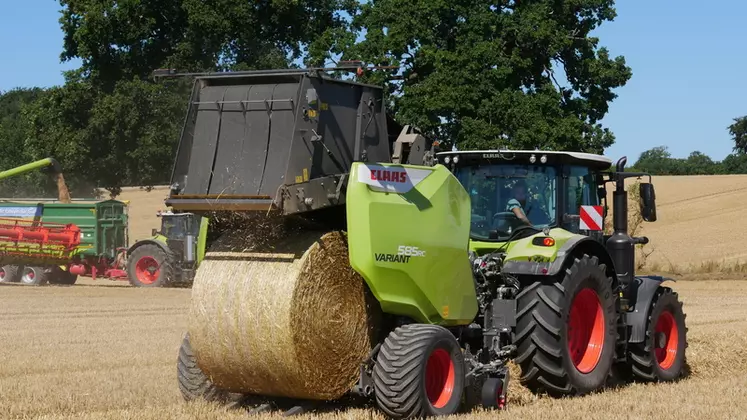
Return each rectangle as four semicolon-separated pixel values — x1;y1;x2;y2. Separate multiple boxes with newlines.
532;236;555;247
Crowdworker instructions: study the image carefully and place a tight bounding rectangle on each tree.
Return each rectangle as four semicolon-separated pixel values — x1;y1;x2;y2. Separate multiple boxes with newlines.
343;0;632;152
58;0;359;89
0;88;59;197
23;77;192;196
728;116;747;153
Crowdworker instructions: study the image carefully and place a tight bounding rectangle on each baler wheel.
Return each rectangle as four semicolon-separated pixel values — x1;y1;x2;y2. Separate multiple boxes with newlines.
514;254;618;397
373;324;465;418
127;244;172;287
0;265;20;283
20;266;48;286
628;287;687;382
177;333;245;408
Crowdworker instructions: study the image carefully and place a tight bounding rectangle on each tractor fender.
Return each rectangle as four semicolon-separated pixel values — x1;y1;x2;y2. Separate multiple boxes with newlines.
127;237;169;257
503;235;617;281
626;275;675;343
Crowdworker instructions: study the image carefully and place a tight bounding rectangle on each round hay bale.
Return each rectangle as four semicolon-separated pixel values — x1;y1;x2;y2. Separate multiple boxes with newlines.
188;229;380;401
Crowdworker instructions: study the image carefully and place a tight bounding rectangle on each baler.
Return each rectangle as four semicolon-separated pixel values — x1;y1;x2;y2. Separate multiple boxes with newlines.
155;68;688;418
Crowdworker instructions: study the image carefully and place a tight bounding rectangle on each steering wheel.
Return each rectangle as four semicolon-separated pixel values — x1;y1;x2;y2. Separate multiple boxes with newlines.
492;211;524;235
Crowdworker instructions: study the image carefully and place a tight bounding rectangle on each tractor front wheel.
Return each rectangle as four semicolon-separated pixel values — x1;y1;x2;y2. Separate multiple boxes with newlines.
628;287;687;382
515;254;618;397
373;324;465;418
127;244;172;287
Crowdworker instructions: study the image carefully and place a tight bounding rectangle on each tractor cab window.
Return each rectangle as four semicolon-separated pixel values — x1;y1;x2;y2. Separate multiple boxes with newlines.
563;166;601;232
455;163;557;241
160;215;189;239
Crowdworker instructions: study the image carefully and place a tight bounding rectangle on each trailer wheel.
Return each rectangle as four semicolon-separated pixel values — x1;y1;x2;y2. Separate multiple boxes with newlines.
0;265;20;283
373;324;465;418
514;254;618;397
127;244;172;287
177;333;245;408
628;287;687;382
20;266;48;286
48;268;78;285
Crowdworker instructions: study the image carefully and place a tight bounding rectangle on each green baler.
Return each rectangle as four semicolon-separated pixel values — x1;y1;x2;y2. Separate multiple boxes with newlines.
0;200;129;285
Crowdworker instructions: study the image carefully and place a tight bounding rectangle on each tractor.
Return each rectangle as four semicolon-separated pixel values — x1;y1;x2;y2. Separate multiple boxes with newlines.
164;68;686;418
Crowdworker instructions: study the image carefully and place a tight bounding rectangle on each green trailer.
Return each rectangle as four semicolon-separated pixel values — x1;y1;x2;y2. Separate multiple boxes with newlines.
0;199;129;285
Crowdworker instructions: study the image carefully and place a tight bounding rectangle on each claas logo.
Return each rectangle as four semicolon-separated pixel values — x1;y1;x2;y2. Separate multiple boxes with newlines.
370;169;407;183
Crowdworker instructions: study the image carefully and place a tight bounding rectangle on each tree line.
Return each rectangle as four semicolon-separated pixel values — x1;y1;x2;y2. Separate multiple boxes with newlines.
0;1;744;199
629;144;747;176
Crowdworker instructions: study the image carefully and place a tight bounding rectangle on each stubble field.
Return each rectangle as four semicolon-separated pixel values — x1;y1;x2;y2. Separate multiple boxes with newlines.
0;175;745;419
0;279;746;419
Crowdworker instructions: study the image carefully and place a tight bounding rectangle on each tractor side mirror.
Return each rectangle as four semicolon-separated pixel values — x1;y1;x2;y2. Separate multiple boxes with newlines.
151;228;158;237
639;183;657;222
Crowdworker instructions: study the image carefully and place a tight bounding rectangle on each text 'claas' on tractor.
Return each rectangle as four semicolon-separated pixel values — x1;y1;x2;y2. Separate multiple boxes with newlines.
147;68;687;418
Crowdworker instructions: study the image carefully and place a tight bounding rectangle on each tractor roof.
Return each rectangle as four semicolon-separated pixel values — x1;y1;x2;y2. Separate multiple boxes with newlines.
436;149;613;170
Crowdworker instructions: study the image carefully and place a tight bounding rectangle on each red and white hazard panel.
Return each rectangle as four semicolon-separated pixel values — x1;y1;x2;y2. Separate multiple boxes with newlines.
579;205;604;231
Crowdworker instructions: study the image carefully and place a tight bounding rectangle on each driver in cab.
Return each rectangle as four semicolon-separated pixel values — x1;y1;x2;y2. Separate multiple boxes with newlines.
506;179;534;226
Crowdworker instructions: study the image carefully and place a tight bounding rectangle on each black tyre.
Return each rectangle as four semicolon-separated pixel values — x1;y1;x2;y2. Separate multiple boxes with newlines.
373;324;465;419
19;266;48;286
177;333;244;408
127;244;172;287
48;268;78;285
515;254;618;396
480;377;507;410
628;287;687;382
0;265;20;283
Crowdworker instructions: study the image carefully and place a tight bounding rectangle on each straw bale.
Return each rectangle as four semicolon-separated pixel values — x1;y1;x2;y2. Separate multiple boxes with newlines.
188;227;380;401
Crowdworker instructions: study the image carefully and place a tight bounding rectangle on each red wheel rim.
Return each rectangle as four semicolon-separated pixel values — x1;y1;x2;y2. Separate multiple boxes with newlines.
568;287;605;373
135;256;160;284
425;348;455;408
655;310;679;369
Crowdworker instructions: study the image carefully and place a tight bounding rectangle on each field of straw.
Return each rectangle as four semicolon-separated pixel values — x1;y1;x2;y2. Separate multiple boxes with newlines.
0;278;745;419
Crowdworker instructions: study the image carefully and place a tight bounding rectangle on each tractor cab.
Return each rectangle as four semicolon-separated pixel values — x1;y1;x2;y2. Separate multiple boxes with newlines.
436;150;617;243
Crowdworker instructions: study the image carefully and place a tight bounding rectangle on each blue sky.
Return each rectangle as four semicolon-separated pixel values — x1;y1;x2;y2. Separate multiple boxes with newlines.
1;1;745;162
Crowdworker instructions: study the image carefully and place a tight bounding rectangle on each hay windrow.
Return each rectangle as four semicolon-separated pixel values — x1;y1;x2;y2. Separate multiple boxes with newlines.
188;224;379;401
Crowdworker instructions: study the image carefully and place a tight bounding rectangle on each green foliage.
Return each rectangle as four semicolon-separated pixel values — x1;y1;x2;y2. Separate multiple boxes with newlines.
0;88;58;197
729;116;747;154
23;77;192;196
629;145;747;175
343;0;631;152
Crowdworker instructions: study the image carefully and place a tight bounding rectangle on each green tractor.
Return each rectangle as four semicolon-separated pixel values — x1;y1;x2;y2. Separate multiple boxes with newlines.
125;210;207;287
177;150;687;417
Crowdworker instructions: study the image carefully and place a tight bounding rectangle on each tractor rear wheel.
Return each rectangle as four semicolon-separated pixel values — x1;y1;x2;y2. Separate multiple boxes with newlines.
177;333;245;408
127;244;172;287
373;324;465;418
515;254;618;397
628;287;687;382
0;265;20;283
